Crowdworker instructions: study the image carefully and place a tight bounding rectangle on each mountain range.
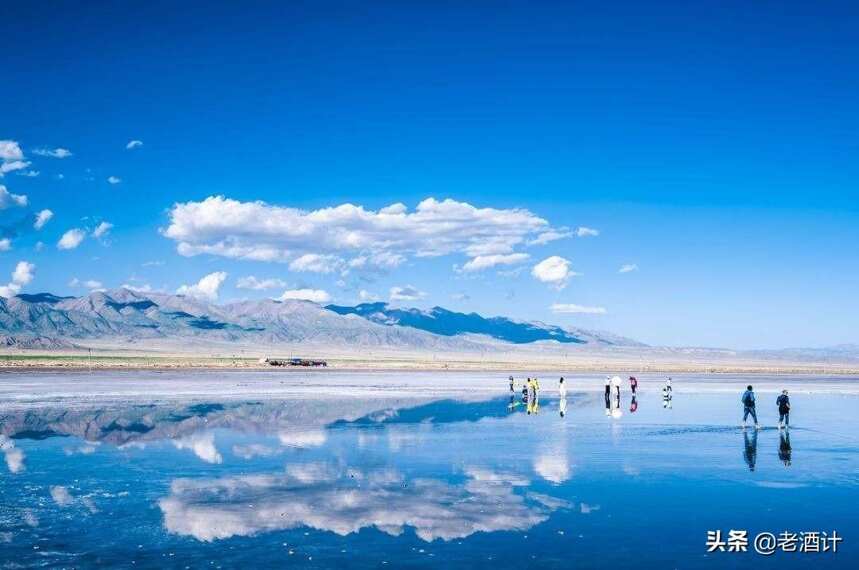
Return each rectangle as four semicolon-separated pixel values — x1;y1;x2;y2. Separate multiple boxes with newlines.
0;289;637;352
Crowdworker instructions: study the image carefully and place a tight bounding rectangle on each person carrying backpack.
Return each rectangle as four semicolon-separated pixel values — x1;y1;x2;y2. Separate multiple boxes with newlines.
741;385;760;429
776;390;791;429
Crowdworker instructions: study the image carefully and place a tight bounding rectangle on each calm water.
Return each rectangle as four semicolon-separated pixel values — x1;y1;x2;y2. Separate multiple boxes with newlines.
1;374;858;568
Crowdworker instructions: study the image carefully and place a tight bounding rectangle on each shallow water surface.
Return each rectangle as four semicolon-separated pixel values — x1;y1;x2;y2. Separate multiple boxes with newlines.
1;372;857;568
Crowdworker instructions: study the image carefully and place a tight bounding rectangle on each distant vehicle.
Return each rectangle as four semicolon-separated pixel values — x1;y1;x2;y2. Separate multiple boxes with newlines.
259;357;327;367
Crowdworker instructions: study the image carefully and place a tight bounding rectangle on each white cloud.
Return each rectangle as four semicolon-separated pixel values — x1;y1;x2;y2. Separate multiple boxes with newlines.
0;185;28;208
107;176;121;185
34;209;53;230
0;239;10;252
236;276;287;290
619;263;638;273
528;230;573;246
16;170;39;177
460;253;530;272
126;140;144;150
551;303;607;315
92;221;113;238
33;147;72;158
0;141;24;162
277;288;331;303
70;278;103;290
177;271;227;302
57;228;86;250
574;226;599;237
451;292;470;302
358;289;379;302
288;253;343;274
122;283;154;293
0;261;35;298
164;197;560;268
0;141;30;176
531;256;577;289
389;285;426;302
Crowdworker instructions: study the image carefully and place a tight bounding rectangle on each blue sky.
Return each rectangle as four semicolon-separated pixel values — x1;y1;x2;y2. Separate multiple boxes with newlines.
1;0;857;349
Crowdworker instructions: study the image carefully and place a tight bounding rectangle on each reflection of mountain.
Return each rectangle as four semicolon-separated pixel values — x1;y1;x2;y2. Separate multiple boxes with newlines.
160;463;566;542
0;398;431;448
333;398;512;427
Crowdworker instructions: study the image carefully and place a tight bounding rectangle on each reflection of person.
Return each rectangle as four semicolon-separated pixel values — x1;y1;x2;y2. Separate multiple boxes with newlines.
629;376;638;395
604;376;611;407
743;429;758;471
741;385;760;429
778;430;792;466
522;383;529;403
776;390;791;429
559;397;567;418
509;376;515;393
559;377;566;398
532;377;540;402
630;395;638;413
662;387;672;409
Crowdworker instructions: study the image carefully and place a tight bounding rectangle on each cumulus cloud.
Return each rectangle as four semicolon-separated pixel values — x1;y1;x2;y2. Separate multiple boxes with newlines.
550;303;606;315
358;289;379;302
176;271;228;301
164;197;565;271
33;147;72;158
0;140;30;175
17;169;39;177
158;465;563;543
236;276;287;290
460;253;530;272
619;263;638;273
126;140;143;150
389;285;426;302
69;278;104;290
57;228;86;250
34;209;53;230
92;221;113;238
277;288;331;303
531;256;577;289
122;283;155;293
0;239;10;252
0;261;35;298
107;176;121;185
289;253;343;274
574;226;599;237
0;185;28;208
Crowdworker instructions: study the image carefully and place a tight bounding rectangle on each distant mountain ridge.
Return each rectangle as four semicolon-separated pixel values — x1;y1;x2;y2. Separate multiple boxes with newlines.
326;302;639;346
0;289;637;351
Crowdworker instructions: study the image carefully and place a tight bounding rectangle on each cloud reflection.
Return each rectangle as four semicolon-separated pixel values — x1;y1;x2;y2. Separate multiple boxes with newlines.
159;464;564;542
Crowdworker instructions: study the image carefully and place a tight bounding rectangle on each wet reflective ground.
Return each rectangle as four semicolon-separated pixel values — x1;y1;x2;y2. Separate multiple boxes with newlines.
1;373;858;568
